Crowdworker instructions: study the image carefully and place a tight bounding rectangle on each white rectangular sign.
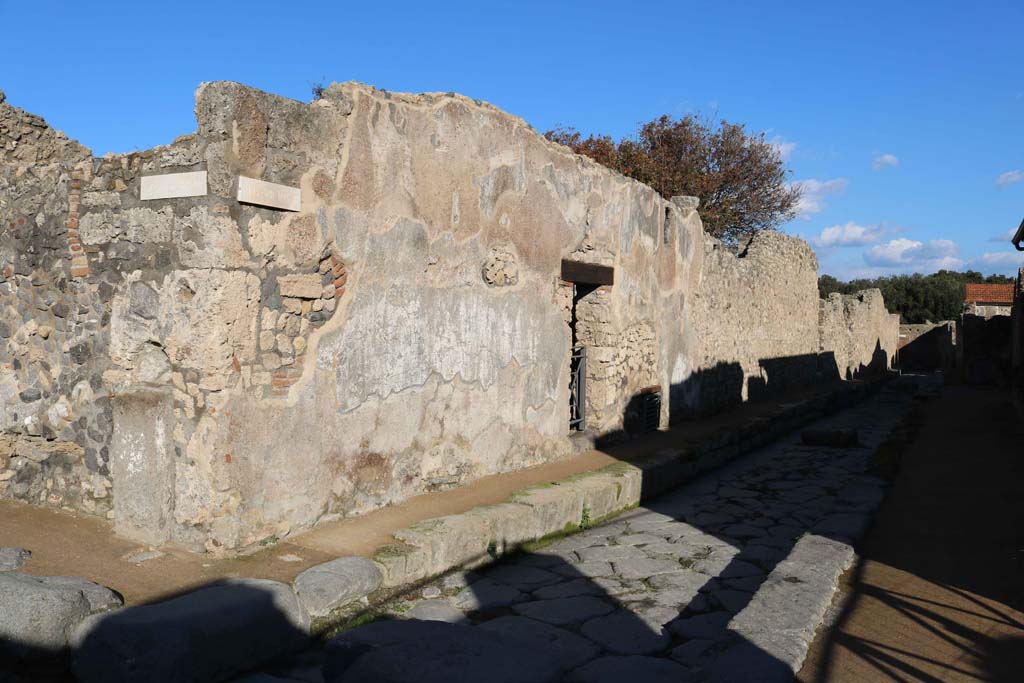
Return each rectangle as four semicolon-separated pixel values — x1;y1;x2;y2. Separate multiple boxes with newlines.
140;171;208;200
237;176;301;212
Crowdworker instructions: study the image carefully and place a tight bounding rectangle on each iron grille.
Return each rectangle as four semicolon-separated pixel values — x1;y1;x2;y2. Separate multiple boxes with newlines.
641;391;661;433
569;345;586;431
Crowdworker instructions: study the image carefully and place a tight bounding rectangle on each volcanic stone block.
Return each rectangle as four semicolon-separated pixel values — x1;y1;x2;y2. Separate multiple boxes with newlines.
72;579;310;683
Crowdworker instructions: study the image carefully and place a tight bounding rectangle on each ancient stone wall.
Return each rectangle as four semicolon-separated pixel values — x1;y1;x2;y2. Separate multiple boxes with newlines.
819;289;899;380
675;231;822;417
897;321;956;372
1;82;897;553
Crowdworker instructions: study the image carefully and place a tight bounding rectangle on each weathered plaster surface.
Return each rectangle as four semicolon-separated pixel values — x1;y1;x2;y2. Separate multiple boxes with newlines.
0;83;899;552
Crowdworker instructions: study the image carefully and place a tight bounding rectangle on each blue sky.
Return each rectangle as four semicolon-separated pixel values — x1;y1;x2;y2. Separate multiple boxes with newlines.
3;0;1022;279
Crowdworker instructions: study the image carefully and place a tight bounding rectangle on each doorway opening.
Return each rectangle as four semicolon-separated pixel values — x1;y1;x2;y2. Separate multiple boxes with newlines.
561;259;614;433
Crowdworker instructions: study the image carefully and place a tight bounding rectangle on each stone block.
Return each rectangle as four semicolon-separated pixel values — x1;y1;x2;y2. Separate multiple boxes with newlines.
292;556;382;619
393;513;492;578
140;171;208;200
109;388;175;546
237;176;301;212
277;274;323;299
563;472;625;521
372;543;430;588
511;483;585;537
0;572;91;658
72;579;309;683
464;502;543;553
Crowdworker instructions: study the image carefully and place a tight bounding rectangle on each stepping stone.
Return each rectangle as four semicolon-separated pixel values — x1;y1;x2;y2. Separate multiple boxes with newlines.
324;620;563;682
73;579;307;683
580;610;671;655
478;616;600;670
533;578;602;600
669;611;731;639
36;576;122;613
566;655;694;682
293;557;383;618
612;557;685;580
484;564;562;590
404;600;466;623
512;596;615;626
453;578;526;610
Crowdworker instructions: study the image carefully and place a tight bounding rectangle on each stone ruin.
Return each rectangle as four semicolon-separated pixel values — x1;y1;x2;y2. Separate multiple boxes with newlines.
0;82;900;554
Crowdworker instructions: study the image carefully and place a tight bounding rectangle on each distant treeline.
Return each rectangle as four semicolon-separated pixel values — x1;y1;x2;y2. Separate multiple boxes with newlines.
819;270;1015;324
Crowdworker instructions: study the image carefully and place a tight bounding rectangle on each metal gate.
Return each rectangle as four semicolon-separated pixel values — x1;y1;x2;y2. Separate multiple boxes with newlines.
569;345;586;431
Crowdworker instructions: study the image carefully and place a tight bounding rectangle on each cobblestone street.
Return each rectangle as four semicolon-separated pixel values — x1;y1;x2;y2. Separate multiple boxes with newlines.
247;379;924;683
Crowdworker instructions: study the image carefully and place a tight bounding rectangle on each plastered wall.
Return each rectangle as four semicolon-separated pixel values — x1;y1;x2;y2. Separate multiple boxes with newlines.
1;83;898;552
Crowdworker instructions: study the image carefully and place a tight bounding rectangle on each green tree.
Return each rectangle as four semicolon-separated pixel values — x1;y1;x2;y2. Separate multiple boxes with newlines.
818;270;1015;323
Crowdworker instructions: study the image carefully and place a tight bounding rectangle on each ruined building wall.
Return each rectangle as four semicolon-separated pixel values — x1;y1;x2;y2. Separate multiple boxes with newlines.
0;97;114;515
677;231;822;417
1;83;897;553
1;83;703;551
819;289;899;379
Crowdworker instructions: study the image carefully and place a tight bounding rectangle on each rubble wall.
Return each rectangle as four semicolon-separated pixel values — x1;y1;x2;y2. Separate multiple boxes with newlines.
676;231;822;417
819;290;899;379
1;83;897;552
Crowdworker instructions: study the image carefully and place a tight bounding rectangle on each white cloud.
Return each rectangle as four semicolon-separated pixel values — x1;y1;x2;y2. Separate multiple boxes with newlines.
988;227;1018;242
769;135;797;162
791;178;848;219
863;238;965;273
811;221;888;248
973;251;1024;271
872;153;899;171
996;170;1024;187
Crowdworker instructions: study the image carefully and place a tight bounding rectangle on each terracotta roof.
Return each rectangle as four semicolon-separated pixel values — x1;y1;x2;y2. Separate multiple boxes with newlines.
964;283;1015;304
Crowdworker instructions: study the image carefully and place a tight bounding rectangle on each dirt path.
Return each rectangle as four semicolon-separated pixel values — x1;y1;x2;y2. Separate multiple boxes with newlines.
798;383;1024;682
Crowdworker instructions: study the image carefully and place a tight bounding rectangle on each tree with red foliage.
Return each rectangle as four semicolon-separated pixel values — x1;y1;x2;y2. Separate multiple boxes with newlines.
546;115;801;245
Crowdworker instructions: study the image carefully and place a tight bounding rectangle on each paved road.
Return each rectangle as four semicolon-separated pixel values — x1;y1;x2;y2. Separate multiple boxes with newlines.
248;380;921;682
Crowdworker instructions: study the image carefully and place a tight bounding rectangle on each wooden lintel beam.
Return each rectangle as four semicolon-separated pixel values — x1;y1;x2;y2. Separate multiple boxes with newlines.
561;259;614;286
